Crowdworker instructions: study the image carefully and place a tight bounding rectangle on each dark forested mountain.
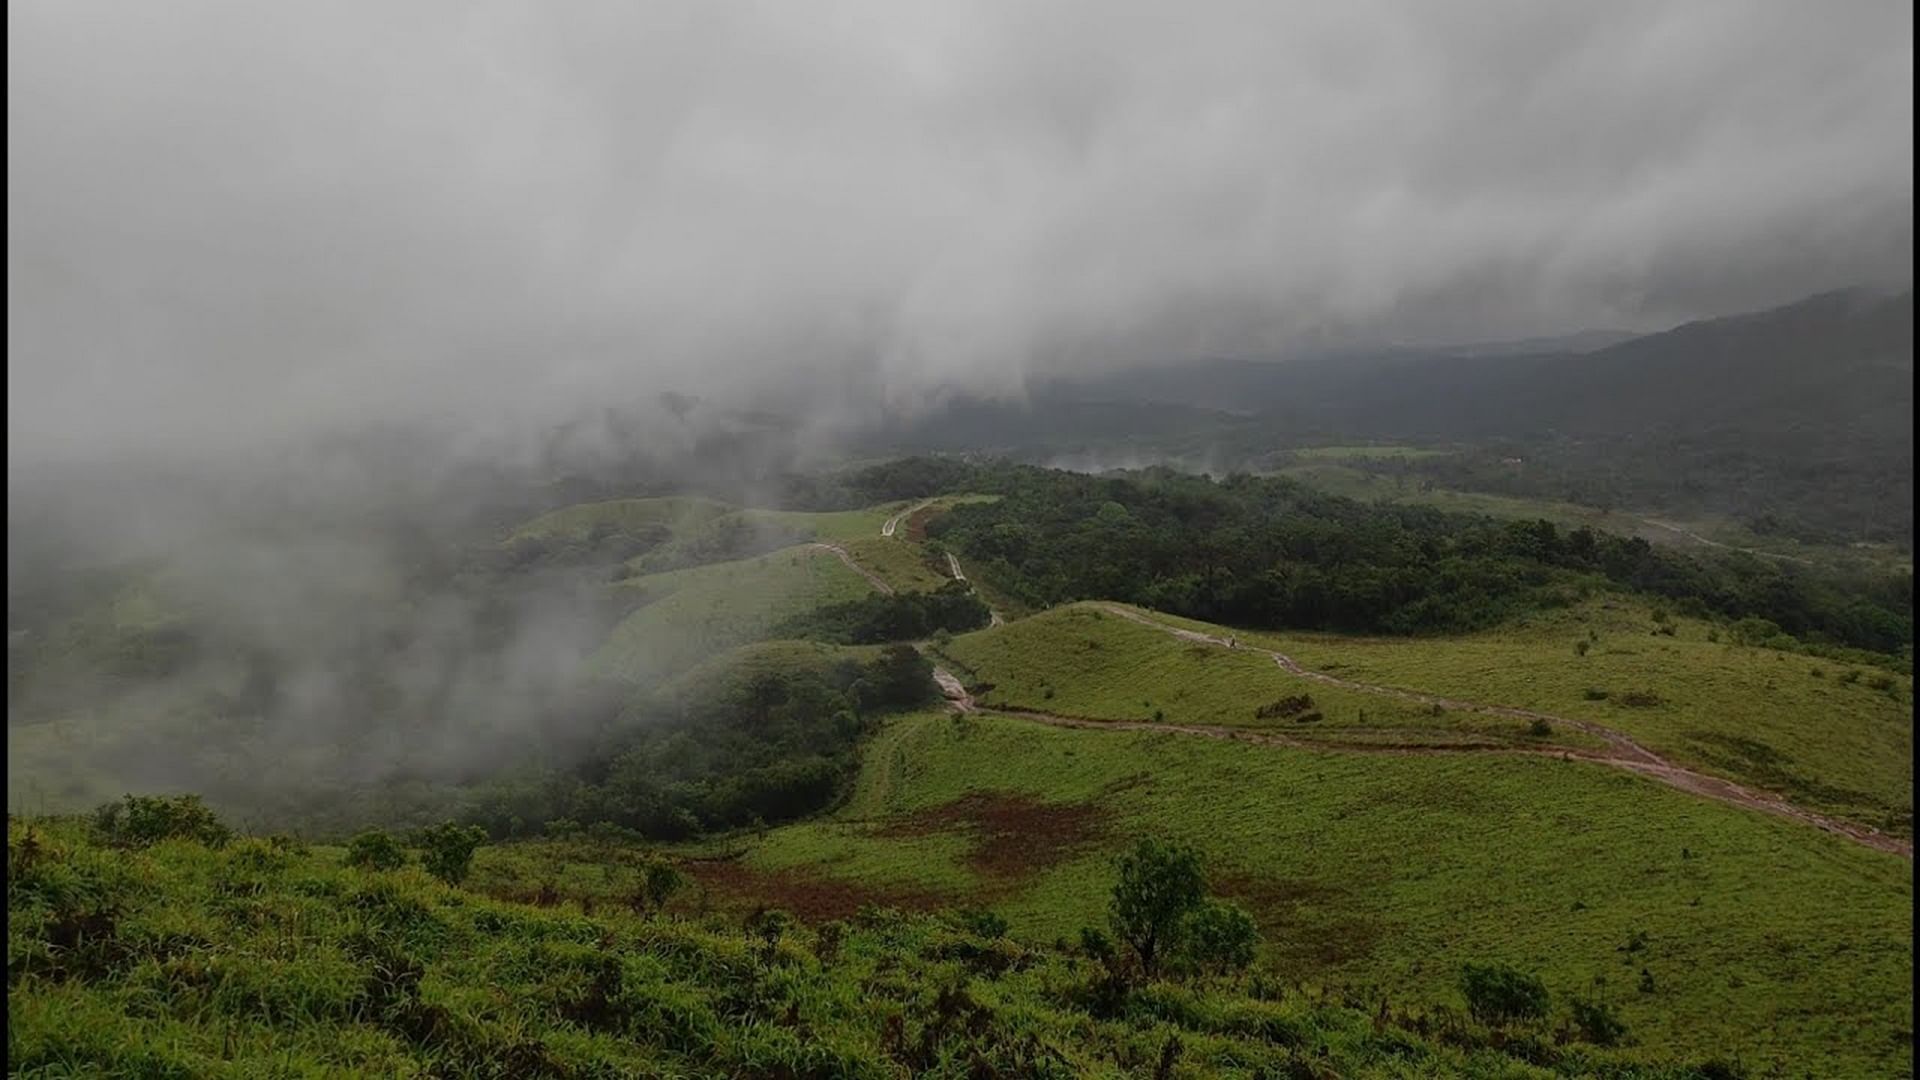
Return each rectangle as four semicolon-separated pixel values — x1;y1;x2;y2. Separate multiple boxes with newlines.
864;289;1915;544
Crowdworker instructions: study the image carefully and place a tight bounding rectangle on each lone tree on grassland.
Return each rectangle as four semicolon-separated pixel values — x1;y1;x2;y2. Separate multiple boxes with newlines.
1108;838;1207;978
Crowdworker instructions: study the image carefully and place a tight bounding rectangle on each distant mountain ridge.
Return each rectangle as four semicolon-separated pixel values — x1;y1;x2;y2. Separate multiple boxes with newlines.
867;288;1914;544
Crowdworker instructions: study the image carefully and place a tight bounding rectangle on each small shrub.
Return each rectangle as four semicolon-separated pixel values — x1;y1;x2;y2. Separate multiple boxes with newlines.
1637;967;1656;994
417;822;487;885
1569;997;1628;1046
346;829;407;871
1182;900;1259;977
746;908;794;963
1809;667;1824;679
92;794;232;849
1574;640;1591;658
628;859;684;915
1616;689;1664;708
958;908;1010;939
1078;926;1116;963
1582;688;1609;701
1458;962;1550;1025
1527;718;1553;737
1255;694;1316;720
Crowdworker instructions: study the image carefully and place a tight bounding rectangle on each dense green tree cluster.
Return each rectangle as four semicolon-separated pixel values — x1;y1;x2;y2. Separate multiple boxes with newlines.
895;461;1910;652
466;645;940;841
768;581;991;644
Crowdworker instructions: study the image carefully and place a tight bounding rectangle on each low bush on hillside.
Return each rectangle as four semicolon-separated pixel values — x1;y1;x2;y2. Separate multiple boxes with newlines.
1459;962;1551;1025
346;828;407;870
768;581;990;644
464;645;940;842
90;793;232;849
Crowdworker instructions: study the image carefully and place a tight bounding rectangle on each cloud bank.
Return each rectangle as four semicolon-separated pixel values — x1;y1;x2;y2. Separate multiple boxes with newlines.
9;0;1912;462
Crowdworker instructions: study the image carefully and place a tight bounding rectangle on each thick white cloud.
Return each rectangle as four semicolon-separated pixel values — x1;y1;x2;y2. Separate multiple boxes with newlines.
9;0;1912;460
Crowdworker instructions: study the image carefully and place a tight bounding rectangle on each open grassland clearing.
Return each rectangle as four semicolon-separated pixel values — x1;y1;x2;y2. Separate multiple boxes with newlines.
591;547;875;680
937;604;1607;752
712;712;1914;1075
836;536;953;593
1138;599;1916;837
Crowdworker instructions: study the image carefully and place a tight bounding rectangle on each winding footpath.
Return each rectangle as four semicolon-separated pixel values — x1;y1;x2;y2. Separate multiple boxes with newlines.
1639;518;1813;566
880;500;934;539
874;507;1006;626
808;542;894;596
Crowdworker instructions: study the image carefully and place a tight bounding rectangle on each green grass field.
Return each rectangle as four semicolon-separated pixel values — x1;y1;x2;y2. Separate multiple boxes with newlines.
838;536;953;593
1141;600;1916;836
716;711;1914;1074
591;547;878;680
936;604;1605;751
13;815;1757;1078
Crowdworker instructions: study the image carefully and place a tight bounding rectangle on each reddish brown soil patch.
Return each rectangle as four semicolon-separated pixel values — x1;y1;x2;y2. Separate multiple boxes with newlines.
875;791;1110;882
680;857;954;922
1212;873;1384;972
904;506;940;542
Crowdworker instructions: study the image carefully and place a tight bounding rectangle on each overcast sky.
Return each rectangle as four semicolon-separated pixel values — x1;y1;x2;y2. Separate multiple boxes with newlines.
9;0;1913;462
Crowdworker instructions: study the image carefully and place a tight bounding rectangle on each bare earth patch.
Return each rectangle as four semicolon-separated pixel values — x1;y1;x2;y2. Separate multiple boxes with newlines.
875;791;1111;882
1212;873;1384;972
679;856;955;921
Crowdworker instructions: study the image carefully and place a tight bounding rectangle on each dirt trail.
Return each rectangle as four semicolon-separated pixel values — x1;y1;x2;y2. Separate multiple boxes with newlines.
1639;518;1813;566
1088;605;1909;857
808;542;894;595
880;500;934;539
931;666;975;711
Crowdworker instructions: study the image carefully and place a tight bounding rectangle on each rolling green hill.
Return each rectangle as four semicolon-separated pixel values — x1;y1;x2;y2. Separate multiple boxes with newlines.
592;547;879;681
696;710;1913;1074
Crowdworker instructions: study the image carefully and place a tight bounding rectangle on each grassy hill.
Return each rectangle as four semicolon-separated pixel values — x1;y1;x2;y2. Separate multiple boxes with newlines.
591;547;879;681
686;711;1913;1074
13;811;1822;1079
935;604;1606;751
1201;602;1914;837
